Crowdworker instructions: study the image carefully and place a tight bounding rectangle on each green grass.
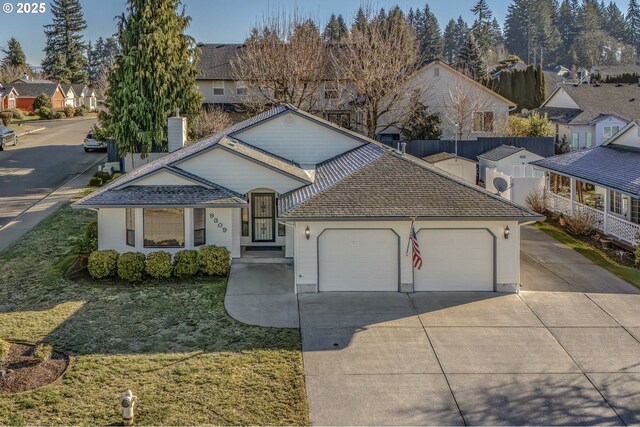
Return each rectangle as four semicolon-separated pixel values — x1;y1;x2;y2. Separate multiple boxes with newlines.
10;115;41;123
0;205;308;425
534;222;640;289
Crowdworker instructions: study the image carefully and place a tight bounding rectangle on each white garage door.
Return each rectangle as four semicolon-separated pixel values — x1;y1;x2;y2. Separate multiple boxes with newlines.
318;229;399;291
414;229;494;291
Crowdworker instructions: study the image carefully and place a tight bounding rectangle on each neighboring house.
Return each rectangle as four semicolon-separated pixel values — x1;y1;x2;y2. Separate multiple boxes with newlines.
0;86;18;111
11;76;54;84
73;104;540;293
72;84;97;110
477;145;544;183
537;83;640;150
61;84;77;107
590;65;640;80
479;145;545;207
532;120;640;247
378;60;516;141
422;152;477;184
196;43;356;127
8;82;65;111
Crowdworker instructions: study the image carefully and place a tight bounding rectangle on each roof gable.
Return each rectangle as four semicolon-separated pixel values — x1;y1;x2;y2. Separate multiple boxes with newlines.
604;120;640;149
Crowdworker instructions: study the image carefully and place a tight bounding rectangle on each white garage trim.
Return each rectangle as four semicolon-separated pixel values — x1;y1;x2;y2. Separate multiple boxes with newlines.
317;228;400;292
413;228;496;292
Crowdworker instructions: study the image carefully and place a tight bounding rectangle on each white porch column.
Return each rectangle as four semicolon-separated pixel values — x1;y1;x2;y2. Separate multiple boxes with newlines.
184;208;194;248
603;190;610;234
570;177;576;215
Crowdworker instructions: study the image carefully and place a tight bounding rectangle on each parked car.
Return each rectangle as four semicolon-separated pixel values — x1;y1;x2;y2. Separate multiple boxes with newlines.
0;126;18;151
83;131;107;152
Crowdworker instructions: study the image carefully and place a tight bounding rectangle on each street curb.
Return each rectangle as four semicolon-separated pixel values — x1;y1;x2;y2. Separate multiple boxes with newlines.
16;126;45;137
15;116;98;125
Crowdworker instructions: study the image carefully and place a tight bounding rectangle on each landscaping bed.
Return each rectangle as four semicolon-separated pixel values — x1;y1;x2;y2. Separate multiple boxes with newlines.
0;343;69;394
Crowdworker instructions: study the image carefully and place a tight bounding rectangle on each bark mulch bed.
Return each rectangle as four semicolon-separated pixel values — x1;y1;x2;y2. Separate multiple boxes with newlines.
0;343;70;393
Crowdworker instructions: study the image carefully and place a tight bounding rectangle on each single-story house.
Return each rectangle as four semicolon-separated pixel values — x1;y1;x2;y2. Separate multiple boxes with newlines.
60;84;98;111
378;60;517;141
74;104;541;293
532;120;640;247
0;86;18;111
422;152;477;184
537;83;640;150
478;145;544;183
8;82;65;111
61;84;77;107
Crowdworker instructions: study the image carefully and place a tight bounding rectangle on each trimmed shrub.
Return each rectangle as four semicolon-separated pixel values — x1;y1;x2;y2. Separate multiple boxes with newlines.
53;111;64;120
78;221;98;255
33;93;52;111
75;106;88;116
0;112;12;126
88;250;119;279
5;108;24;120
525;189;546;214
63;106;76;118
199;245;231;276
88;171;112;187
33;343;53;363
0;338;10;361
117;252;146;282
36;107;53;120
173;250;199;277
146;251;173;279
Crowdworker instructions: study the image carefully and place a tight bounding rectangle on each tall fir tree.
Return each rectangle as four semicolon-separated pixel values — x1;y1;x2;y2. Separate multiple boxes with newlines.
41;0;88;83
470;0;494;55
454;16;470;57
2;37;27;68
442;19;458;63
352;7;368;32
627;0;640;54
415;3;443;62
323;13;348;43
455;33;487;80
604;2;628;42
490;17;504;46
105;0;203;155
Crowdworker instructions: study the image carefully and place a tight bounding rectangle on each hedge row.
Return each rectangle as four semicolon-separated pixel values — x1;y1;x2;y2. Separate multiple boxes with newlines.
87;246;231;282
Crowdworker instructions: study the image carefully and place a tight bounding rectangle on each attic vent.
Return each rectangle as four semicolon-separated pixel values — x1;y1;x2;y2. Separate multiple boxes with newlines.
283;115;296;126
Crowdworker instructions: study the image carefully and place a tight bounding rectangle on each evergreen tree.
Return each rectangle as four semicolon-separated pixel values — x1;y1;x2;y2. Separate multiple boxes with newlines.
556;0;577;47
104;0;203;155
627;0;640;53
2;37;28;68
442;19;458;63
323;13;348;42
455;33;486;80
454;16;470;57
504;0;529;60
352;7;368;32
41;0;88;83
604;2;628;42
399;91;441;140
88;36;120;88
470;0;494;55
490;17;504;46
415;3;443;62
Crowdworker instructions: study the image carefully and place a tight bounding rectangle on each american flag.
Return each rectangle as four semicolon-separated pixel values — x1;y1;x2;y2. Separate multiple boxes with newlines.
410;221;423;270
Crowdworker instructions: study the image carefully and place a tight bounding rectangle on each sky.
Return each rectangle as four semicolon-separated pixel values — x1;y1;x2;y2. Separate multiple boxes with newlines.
0;0;633;66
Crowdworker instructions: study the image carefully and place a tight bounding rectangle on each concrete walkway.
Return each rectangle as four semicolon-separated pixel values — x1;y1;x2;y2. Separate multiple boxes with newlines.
520;225;639;294
0;160;102;252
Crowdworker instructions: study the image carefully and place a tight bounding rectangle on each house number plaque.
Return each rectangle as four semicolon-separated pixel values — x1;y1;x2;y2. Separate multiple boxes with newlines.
209;213;227;233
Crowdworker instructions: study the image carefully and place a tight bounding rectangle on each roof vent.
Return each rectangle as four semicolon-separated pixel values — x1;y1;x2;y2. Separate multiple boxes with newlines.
616;83;623;87
631;98;636;102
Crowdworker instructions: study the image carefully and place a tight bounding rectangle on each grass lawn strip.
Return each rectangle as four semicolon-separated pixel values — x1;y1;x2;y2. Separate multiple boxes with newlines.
0;204;308;425
534;221;640;289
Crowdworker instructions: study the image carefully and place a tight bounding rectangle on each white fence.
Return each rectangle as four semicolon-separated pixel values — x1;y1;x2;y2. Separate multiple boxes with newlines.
486;169;545;207
546;192;639;247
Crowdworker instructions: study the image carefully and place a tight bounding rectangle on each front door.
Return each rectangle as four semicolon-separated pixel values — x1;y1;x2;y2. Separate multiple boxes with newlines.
251;193;275;242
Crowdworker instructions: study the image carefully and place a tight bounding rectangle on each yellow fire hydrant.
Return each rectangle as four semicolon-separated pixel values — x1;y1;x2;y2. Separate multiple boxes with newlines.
121;390;137;426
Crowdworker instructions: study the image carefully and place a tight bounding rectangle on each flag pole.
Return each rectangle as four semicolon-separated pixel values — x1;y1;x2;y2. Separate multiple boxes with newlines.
405;216;417;256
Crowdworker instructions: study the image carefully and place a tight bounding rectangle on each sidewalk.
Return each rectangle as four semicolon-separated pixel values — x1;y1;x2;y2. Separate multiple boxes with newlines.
0;161;101;253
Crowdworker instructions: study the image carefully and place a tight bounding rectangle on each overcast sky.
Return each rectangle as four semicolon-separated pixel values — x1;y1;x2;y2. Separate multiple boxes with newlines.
0;0;632;66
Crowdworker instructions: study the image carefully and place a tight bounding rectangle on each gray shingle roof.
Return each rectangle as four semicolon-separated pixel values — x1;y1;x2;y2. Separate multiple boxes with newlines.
423;152;477;164
531;146;640;196
75;185;248;207
197;43;244;80
546;83;640;125
280;150;540;220
10;82;61;98
478;145;524;161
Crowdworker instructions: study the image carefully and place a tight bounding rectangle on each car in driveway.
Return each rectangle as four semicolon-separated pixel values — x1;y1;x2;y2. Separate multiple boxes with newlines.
83;131;107;152
0;126;18;150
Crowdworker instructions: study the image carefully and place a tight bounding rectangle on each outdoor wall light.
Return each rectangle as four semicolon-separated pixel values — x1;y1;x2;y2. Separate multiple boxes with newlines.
305;226;311;240
504;225;510;239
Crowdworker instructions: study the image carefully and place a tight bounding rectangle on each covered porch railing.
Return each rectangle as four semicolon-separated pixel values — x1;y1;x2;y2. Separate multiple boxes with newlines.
545;191;640;247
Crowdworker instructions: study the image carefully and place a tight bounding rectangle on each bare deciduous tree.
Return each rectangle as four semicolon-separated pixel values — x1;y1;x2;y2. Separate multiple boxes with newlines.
331;7;419;138
443;81;495;140
189;106;232;141
231;11;327;112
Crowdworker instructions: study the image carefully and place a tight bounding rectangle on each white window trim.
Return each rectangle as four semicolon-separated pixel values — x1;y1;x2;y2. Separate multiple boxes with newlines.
236;81;247;96
603;125;619;141
213;80;225;96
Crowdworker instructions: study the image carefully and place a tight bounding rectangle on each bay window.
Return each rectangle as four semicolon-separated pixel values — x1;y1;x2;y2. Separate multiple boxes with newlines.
143;208;184;248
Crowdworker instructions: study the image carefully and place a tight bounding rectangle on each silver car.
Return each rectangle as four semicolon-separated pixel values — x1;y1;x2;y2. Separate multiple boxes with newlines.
0;126;18;151
83;131;107;152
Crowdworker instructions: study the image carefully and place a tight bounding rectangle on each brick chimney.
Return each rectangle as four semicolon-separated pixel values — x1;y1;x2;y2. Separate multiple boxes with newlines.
168;108;187;153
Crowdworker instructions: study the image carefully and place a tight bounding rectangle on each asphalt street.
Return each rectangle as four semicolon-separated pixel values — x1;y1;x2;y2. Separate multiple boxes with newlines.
0;117;102;228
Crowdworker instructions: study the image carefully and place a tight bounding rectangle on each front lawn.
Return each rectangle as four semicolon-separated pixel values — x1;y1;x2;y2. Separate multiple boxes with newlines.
0;204;308;425
534;222;640;289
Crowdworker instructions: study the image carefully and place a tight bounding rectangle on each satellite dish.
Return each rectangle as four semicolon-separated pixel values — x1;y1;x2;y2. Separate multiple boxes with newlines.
493;177;509;194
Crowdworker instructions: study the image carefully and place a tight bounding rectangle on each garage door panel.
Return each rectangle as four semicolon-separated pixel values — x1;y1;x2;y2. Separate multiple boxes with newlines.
319;229;398;292
414;229;494;291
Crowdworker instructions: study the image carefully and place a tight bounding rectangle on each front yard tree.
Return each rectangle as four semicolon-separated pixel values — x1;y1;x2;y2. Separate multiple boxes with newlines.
105;0;203;156
41;0;88;83
399;91;441;140
332;7;419;138
2;38;27;69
